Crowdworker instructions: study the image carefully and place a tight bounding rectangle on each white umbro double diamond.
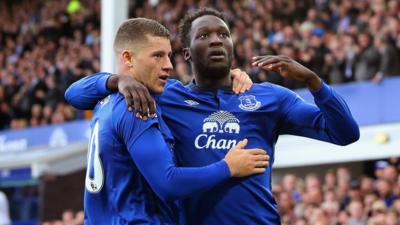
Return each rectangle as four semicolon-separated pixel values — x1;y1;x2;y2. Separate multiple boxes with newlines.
184;99;199;106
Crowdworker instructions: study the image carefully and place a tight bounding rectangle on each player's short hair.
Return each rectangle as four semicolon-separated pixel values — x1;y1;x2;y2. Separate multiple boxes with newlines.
113;18;170;53
178;8;228;48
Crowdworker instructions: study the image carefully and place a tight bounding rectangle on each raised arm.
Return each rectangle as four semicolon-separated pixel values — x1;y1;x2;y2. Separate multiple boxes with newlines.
278;82;359;145
252;55;360;145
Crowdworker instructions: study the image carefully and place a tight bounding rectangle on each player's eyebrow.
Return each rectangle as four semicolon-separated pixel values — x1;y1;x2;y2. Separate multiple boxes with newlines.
196;25;229;33
150;50;172;57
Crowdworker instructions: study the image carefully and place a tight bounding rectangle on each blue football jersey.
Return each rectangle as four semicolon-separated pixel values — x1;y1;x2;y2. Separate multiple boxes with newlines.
81;92;231;225
155;80;359;225
84;93;173;225
65;73;359;225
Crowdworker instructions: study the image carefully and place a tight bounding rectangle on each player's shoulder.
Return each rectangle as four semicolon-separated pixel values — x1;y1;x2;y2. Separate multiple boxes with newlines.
101;93;124;111
107;93;136;119
165;79;184;90
155;79;186;102
250;82;293;95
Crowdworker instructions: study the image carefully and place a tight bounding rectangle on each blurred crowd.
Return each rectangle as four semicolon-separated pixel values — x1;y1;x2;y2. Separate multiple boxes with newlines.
135;0;400;88
21;157;399;225
0;0;100;130
1;0;400;131
41;210;84;225
273;158;400;225
1;1;400;224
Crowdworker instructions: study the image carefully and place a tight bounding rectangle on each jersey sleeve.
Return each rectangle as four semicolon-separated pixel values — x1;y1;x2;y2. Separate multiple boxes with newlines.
113;99;231;201
64;72;112;110
65;73;178;110
278;82;360;146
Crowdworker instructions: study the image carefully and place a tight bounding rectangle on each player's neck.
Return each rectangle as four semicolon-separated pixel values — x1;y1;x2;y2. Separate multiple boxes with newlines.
194;74;231;90
192;66;231;90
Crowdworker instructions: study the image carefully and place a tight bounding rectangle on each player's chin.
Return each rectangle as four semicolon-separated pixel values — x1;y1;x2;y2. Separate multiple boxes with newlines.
207;59;228;67
207;59;231;69
151;83;165;94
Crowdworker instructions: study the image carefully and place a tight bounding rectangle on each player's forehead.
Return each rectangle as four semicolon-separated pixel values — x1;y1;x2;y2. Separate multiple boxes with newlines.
190;15;229;34
139;35;172;53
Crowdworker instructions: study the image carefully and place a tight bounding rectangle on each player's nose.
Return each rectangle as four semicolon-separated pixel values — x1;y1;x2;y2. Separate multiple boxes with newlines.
162;58;173;73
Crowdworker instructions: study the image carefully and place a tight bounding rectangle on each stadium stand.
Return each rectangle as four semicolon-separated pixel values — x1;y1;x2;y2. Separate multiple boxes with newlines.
0;0;399;225
130;0;400;88
0;0;100;130
1;0;399;132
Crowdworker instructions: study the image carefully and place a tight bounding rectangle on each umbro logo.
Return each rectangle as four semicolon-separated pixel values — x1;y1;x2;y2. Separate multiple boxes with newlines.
184;99;199;106
99;95;110;106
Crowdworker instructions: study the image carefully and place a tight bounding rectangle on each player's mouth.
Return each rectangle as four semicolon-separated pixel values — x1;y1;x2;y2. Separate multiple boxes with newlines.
208;49;226;61
158;74;169;85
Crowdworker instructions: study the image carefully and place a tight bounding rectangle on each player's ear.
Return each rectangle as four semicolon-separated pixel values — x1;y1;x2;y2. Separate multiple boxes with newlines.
122;50;133;67
182;47;191;61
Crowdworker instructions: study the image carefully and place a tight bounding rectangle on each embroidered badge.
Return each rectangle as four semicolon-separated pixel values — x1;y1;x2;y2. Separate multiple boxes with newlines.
238;95;261;111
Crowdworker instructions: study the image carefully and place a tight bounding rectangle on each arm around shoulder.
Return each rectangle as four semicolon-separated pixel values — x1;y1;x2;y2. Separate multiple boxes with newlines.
64;72;113;110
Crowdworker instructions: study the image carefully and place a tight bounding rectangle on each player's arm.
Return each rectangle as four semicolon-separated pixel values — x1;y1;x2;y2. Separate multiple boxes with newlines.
130;127;268;201
115;105;268;201
65;70;252;114
252;55;360;145
64;72;156;117
278;82;359;145
64;72;113;110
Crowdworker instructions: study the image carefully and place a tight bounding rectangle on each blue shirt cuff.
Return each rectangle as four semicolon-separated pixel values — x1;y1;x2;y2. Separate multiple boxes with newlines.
311;82;332;103
217;160;232;179
96;73;112;95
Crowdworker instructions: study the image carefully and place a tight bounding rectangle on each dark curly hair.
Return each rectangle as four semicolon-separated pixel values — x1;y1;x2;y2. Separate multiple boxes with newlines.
178;8;228;48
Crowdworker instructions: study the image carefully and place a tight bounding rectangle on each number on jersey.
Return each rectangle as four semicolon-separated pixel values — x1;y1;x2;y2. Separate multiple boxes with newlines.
85;121;104;193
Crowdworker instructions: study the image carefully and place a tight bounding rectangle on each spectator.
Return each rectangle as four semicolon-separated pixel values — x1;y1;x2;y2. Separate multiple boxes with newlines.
278;191;296;225
383;165;398;184
282;173;302;203
360;176;374;196
385;210;399;225
375;179;398;207
369;200;387;224
323;169;337;192
373;34;400;83
374;161;389;179
354;32;381;81
347;200;367;225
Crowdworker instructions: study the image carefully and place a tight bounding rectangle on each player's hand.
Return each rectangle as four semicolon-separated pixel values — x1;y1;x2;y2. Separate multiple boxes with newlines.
115;75;156;120
224;139;269;177
252;55;322;91
231;68;252;94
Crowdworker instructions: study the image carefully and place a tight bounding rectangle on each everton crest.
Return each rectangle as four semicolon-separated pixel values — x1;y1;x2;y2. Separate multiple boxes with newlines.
238;95;261;111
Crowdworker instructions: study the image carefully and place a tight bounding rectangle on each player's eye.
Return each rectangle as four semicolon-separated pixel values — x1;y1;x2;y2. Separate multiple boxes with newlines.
219;32;230;38
153;54;163;59
198;33;208;39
